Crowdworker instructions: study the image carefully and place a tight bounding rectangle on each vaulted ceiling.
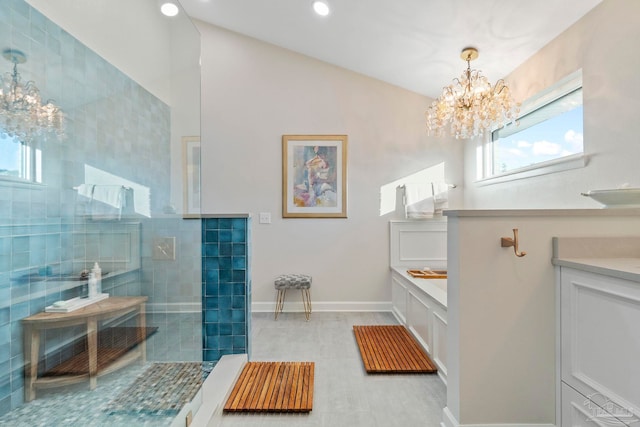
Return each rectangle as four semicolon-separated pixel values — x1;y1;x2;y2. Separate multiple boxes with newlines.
179;0;602;98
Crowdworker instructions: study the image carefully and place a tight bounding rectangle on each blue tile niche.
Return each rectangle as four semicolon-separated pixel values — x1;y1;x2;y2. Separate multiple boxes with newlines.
202;217;251;362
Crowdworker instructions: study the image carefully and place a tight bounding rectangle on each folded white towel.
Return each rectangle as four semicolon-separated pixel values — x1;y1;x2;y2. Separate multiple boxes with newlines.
403;182;432;206
402;181;451;218
92;185;123;207
406;196;435;219
432;182;449;213
75;184;94;199
404;183;435;218
91;185;125;220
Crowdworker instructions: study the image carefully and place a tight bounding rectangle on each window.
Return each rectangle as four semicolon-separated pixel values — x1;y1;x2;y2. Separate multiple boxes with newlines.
0;135;42;184
478;70;584;183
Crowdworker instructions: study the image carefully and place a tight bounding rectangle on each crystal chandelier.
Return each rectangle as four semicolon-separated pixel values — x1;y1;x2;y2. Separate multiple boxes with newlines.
426;47;518;139
0;48;64;143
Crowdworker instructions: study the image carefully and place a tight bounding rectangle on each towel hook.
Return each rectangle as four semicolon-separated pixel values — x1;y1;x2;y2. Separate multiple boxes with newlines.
501;228;527;257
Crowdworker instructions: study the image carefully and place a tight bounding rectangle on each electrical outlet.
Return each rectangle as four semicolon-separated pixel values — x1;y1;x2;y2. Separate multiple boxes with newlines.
259;212;271;224
153;237;176;260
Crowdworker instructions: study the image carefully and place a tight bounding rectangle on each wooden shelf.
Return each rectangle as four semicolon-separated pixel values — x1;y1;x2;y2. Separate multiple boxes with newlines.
42;327;157;377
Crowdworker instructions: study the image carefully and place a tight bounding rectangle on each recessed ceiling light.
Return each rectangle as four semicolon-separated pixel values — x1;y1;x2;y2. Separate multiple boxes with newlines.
160;1;180;17
312;1;330;17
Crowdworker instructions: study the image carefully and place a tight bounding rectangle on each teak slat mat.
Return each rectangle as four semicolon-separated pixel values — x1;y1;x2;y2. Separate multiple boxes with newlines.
224;362;314;413
353;325;437;373
43;327;158;376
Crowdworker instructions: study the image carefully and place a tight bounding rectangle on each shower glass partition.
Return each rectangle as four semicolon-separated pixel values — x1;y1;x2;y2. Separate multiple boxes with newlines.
0;0;202;422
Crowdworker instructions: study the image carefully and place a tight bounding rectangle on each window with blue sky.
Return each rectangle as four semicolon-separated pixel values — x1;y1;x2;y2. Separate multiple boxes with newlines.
487;70;583;178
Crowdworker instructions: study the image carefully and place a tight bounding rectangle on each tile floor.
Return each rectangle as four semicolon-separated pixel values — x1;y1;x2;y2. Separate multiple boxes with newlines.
0;361;214;427
0;312;446;427
217;311;446;427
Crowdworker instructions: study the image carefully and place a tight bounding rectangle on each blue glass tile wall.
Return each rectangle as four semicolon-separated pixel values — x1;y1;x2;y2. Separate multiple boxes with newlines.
202;218;251;362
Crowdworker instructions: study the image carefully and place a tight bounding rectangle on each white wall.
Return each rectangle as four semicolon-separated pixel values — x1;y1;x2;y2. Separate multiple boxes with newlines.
168;19;201;213
197;22;464;308
463;0;640;209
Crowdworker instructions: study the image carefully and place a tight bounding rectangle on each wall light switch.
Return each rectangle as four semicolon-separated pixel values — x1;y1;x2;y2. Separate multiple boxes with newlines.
153;237;176;260
259;212;271;224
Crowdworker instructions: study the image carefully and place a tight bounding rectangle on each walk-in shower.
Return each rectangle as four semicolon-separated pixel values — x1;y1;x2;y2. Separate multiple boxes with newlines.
0;1;207;424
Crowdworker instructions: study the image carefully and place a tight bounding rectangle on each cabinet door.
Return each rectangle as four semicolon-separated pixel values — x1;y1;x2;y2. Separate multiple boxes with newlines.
407;290;431;352
391;275;407;324
432;309;447;380
561;268;640;421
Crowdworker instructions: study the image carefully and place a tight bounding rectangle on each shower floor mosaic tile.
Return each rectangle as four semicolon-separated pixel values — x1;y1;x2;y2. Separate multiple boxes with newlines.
106;362;214;416
0;362;215;427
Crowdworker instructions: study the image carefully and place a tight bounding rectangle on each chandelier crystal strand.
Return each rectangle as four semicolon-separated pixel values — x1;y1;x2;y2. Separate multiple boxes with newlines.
0;48;64;143
426;47;518;139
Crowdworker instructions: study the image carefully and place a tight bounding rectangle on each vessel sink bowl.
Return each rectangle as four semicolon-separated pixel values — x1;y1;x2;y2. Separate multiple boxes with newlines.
581;188;640;208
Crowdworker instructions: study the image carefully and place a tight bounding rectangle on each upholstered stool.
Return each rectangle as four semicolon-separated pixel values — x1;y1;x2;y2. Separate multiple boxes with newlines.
274;274;312;321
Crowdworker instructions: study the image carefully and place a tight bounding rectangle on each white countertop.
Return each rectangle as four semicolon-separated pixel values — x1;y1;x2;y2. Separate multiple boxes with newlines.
552;236;640;283
444;208;640;217
390;267;447;308
552;257;640;283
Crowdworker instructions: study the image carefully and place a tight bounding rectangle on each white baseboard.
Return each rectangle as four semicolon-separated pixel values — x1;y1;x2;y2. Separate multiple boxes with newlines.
441;408;457;427
391;307;406;324
252;301;392;313
146;301;392;314
441;408;555;427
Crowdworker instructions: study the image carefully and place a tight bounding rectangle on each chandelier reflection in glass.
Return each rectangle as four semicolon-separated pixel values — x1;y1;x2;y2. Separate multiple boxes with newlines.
0;48;64;143
426;47;518;139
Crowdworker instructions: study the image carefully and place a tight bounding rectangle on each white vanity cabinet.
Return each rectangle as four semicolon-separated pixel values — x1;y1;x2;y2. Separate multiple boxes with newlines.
558;267;640;426
390;269;448;383
389;220;448;384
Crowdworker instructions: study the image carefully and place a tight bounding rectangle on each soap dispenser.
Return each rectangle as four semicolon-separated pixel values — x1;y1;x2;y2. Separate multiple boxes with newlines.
92;262;102;295
88;272;97;299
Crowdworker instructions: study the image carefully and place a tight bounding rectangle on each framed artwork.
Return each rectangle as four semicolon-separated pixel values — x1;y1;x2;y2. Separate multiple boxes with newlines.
182;136;201;217
282;134;347;218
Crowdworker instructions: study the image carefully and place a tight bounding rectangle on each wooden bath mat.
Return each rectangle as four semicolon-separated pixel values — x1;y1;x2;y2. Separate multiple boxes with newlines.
353;325;437;373
224;361;314;413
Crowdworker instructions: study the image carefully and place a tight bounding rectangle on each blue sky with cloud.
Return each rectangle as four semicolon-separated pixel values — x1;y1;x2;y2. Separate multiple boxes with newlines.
494;106;583;173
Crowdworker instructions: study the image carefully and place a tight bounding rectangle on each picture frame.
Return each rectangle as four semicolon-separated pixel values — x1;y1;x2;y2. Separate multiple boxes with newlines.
282;134;347;218
182;136;201;217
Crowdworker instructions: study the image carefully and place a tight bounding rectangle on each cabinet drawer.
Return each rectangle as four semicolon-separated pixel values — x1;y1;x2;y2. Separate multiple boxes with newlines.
391;275;407;323
562;382;634;426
